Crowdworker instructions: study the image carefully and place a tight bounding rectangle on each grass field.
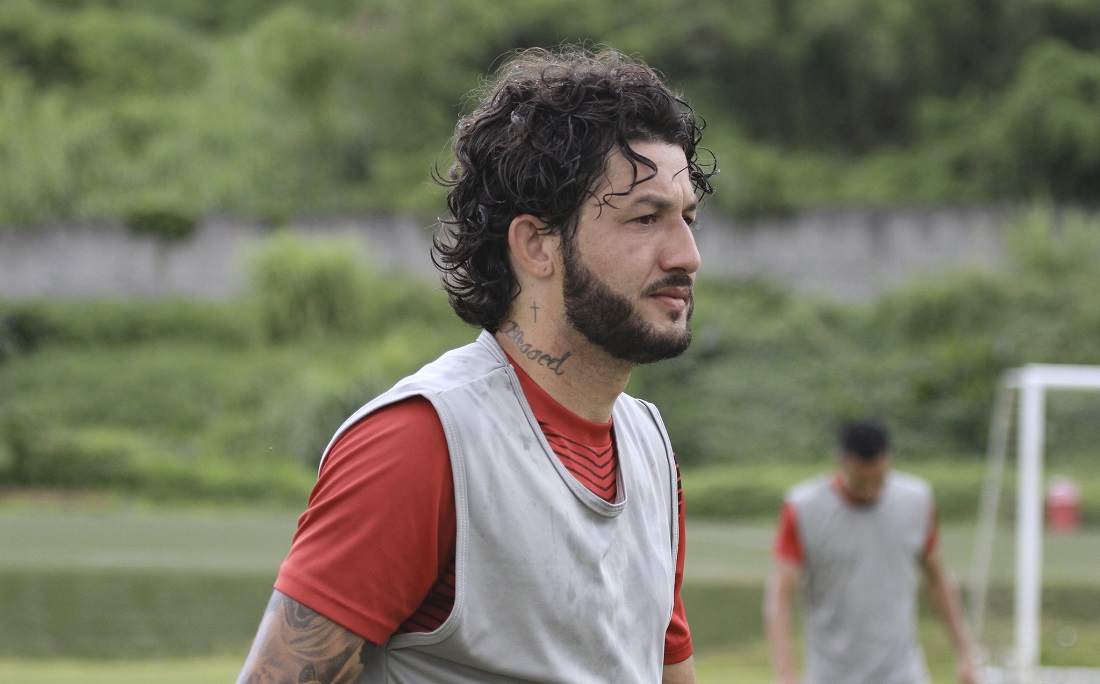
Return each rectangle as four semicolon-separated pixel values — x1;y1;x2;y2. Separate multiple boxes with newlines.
1;503;1098;683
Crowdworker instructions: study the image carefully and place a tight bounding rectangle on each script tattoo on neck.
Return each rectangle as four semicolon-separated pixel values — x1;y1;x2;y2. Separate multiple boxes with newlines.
501;321;571;375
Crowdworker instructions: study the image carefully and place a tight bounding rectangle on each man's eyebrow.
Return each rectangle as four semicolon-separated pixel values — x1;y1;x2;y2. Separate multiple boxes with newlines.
626;193;698;214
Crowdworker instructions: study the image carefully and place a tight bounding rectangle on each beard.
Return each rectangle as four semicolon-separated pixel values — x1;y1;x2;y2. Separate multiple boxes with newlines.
561;244;693;365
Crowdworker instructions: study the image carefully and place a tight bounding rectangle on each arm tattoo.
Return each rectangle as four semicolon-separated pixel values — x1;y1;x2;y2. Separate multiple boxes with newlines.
239;592;367;684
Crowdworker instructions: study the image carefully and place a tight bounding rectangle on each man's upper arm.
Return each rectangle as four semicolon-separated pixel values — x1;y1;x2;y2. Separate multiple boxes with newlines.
274;397;455;643
921;547;950;588
767;558;803;606
237;590;368;684
765;502;804;614
662;655;697;684
773;501;803;564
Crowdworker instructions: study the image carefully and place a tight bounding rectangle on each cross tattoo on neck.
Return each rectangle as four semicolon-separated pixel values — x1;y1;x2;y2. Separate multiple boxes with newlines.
530;301;539;323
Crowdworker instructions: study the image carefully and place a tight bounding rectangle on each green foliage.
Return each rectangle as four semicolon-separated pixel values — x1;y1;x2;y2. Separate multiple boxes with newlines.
247;234;376;342
125;208;197;242
36;0;362;33
65;9;211;96
997;208;1100;364
0;346;318;502
0;1;82;89
0;79;105;224
0;308;50;361
681;463;822;519
3;212;1100;509
252;6;350;109
5;0;1100;224
245;232;465;347
260;370;385;468
0;2;211;94
0;267;473;500
1;424;141;488
0;299;251;348
129;453;312;505
993;40;1100;199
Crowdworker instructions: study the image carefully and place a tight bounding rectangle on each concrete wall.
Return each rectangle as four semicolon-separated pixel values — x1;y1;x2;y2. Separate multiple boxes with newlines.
696;205;1011;300
0;205;1016;302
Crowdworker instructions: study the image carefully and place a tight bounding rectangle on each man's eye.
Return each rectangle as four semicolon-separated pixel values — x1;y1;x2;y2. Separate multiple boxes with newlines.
635;214;658;225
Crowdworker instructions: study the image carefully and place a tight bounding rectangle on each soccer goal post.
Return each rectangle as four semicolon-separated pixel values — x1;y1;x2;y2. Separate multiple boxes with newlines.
968;364;1100;683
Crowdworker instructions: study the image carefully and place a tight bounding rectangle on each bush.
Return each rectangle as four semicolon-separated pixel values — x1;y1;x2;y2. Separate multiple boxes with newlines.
0;299;251;348
682;463;822;519
993;40;1100;200
0;308;52;361
260;366;391;467
130;453;312;505
0;424;142;488
0;1;82;89
248;234;375;343
65;9;211;96
0;414;312;503
125;208;197;242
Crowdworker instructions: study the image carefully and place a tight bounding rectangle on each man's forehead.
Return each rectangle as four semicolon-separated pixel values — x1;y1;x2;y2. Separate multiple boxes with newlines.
594;145;691;199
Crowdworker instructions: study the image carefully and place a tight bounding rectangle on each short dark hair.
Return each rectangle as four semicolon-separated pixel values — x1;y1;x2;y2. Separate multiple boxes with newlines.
838;418;891;460
432;45;717;332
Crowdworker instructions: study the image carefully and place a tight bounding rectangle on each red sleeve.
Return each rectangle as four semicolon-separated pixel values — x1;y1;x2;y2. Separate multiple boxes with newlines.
772;501;804;564
274;397;454;645
664;458;694;665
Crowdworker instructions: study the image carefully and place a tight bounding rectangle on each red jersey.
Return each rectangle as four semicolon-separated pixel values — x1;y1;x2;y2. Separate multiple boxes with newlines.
276;357;693;664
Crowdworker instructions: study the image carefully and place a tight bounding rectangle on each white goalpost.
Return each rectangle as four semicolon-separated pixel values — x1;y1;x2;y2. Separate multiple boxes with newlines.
968;364;1100;684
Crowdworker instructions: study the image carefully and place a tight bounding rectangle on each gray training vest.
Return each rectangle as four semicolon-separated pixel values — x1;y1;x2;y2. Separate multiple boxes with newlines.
788;472;934;684
321;331;680;683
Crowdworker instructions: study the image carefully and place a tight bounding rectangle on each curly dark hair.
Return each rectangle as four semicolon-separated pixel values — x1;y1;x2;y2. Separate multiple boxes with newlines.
432;45;718;332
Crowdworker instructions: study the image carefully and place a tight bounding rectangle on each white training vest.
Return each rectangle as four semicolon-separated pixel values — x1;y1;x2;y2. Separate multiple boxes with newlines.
321;331;680;683
788;472;934;684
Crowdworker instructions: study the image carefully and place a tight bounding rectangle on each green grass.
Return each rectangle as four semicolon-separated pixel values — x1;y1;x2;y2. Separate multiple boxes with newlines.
0;645;978;684
0;506;298;572
5;628;1098;684
0;655;247;684
0;505;1097;681
0;569;274;658
0;506;294;659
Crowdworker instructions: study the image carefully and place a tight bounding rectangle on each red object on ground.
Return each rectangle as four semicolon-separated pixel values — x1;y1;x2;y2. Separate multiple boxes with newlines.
1046;476;1081;533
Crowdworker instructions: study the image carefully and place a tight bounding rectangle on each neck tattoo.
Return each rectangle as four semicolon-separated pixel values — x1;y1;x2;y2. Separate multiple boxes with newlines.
500;321;571;375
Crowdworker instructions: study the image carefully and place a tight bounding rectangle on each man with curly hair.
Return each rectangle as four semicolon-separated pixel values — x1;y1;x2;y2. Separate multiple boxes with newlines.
238;45;717;683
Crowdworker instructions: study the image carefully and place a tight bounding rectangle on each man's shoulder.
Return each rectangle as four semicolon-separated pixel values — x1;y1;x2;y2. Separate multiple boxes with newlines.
614;391;660;419
786;474;832;504
392;332;506;395
887;470;933;496
883;470;935;513
328;334;505;447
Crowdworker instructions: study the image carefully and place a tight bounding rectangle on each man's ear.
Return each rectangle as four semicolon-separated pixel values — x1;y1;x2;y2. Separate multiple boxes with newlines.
507;214;557;279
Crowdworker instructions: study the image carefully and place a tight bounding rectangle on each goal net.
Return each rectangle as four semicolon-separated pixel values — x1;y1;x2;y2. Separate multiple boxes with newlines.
968;364;1100;684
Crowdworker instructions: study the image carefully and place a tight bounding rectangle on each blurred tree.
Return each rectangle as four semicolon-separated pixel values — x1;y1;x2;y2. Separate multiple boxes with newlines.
64;10;210;96
4;0;1100;226
994;40;1100;201
0;1;83;88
